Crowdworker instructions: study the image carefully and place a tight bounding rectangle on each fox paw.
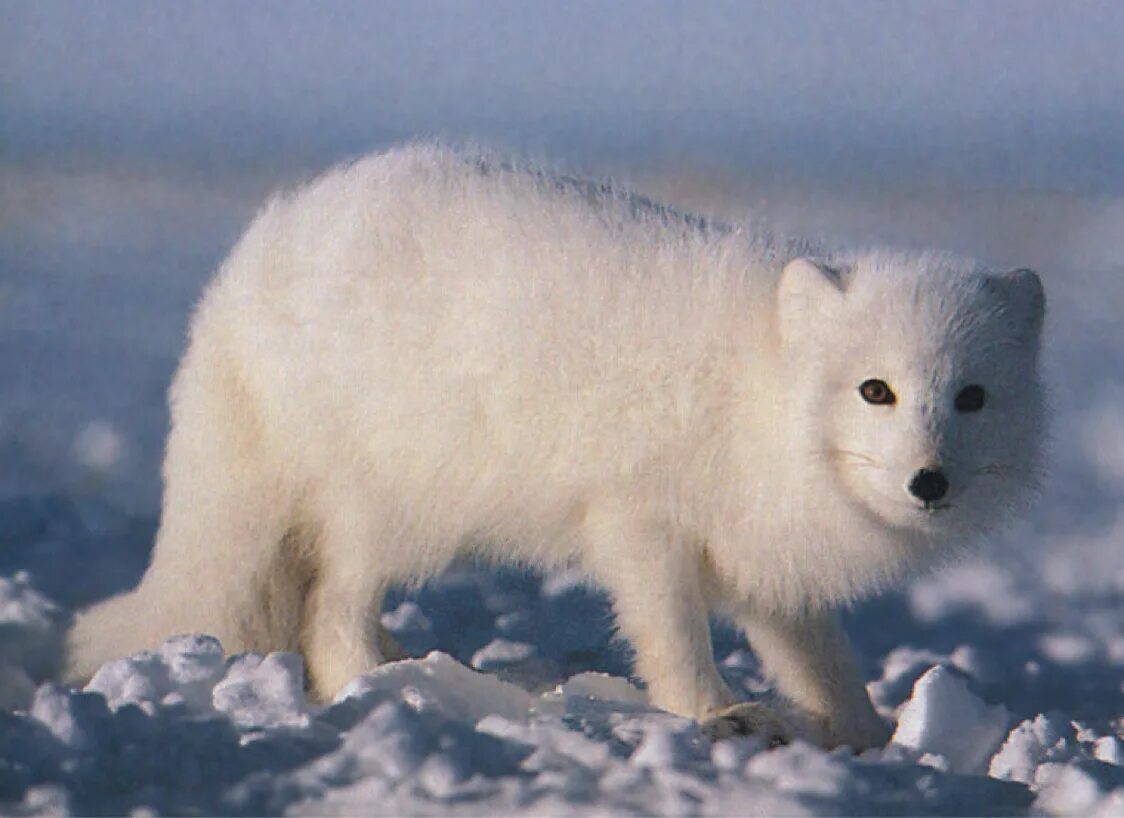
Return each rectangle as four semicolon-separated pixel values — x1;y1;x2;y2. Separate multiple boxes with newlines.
376;626;409;662
818;714;893;752
701;702;793;747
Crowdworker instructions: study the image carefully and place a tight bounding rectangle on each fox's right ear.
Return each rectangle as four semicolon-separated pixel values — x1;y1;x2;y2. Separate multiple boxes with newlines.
777;257;847;344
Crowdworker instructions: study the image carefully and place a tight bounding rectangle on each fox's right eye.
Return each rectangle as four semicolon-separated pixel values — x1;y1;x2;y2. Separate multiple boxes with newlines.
859;379;896;406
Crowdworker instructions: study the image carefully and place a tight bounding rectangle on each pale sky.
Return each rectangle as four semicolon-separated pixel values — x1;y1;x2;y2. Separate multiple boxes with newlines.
3;1;1123;189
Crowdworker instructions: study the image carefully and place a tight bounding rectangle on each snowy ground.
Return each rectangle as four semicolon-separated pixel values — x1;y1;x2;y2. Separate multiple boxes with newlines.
1;159;1123;815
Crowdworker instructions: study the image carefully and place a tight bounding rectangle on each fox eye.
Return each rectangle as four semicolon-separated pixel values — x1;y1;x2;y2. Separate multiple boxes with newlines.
955;384;986;413
859;379;896;406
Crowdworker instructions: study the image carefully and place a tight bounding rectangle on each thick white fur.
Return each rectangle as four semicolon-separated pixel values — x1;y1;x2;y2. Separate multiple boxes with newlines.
65;144;1046;748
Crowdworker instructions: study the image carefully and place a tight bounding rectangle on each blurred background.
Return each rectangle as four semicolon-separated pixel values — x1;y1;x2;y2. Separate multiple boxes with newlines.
1;0;1122;719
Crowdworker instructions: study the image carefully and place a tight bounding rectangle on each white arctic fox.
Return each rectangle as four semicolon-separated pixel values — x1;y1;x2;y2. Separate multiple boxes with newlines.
65;144;1046;748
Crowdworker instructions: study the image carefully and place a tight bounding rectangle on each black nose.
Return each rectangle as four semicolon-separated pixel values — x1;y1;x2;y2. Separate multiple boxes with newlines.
908;468;949;503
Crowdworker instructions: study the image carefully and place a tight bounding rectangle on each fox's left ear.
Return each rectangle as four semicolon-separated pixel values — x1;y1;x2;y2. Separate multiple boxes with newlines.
984;268;1046;341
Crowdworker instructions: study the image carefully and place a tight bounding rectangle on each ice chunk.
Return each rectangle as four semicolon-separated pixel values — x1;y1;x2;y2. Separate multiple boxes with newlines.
86;651;171;711
159;634;225;711
534;672;650;721
82;634;226;715
211;651;311;729
1093;736;1122;766
989;712;1079;784
334;651;533;724
891;665;1010;775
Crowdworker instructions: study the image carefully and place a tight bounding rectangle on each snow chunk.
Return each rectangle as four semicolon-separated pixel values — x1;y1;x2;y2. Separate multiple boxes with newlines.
1094;736;1122;766
1038;631;1099;665
29;684;111;751
868;646;947;711
870;643;999;715
991;716;1124;815
380;600;436;653
909;560;1035;627
73;421;125;472
159;634;225;710
891;665;1010;775
989;712;1080;784
540;567;588;597
85;634;226;714
0;665;36;713
534;671;650;720
0;573;64;668
471;638;535;671
0;572;66;709
9;785;72;817
86;651;171;712
339;701;433;779
744;740;851;799
380;600;430;632
518;717;613;774
1078;388;1124;486
711;734;764;771
211;651;311;729
1033;760;1124;816
629;718;704;770
335;651;533;723
1093;790;1124;817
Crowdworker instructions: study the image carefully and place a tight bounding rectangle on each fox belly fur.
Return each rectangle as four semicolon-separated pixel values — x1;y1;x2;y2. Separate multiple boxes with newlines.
65;145;1046;749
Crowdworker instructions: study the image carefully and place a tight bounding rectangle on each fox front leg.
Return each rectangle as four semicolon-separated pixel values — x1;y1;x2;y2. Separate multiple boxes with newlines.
583;506;739;723
736;606;891;750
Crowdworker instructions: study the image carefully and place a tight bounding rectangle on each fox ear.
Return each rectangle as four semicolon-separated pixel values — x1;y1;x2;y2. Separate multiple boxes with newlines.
777;257;847;343
984;268;1046;341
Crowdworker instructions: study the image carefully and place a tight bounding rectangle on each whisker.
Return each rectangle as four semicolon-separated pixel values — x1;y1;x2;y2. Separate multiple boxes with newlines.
974;463;1015;479
815;448;885;468
846;462;885;471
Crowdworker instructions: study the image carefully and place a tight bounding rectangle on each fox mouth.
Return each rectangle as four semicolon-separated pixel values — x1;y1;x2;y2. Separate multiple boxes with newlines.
922;502;952;513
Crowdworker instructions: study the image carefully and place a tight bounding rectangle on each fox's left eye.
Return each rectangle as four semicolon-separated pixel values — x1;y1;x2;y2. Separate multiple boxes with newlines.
955;384;986;413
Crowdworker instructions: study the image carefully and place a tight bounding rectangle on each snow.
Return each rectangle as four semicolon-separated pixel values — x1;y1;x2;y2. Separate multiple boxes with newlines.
891;666;1011;776
4;556;1122;816
2;4;1123;815
471;639;537;672
989;713;1083;786
0;574;65;711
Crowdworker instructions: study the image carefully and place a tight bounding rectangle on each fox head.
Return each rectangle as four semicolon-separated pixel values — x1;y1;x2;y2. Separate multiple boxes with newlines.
777;252;1046;541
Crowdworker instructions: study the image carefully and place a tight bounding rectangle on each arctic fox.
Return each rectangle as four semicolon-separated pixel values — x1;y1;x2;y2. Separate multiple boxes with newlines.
65;145;1046;749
